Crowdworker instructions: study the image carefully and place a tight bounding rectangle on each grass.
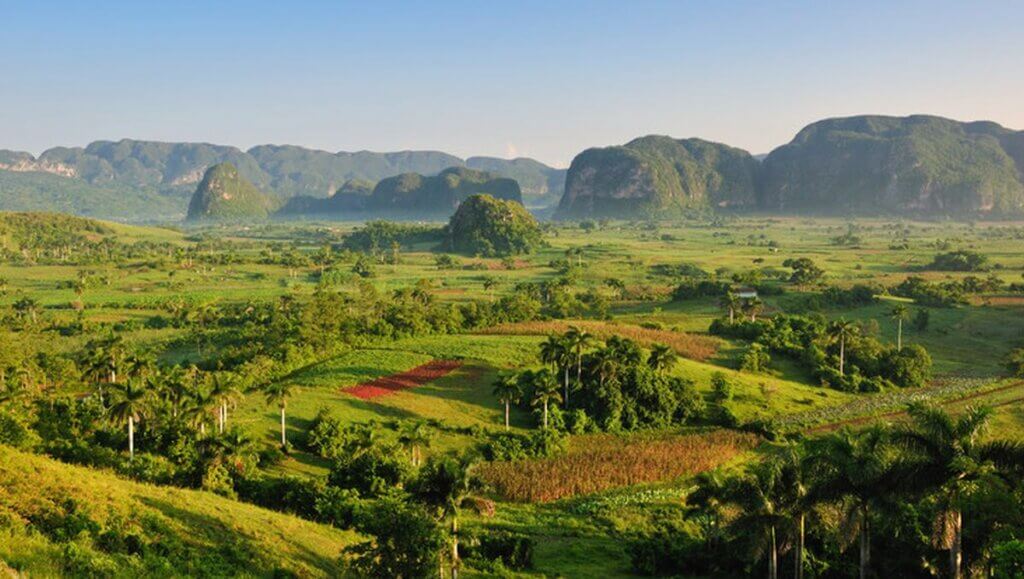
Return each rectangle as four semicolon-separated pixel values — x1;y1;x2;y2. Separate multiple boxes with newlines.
0;445;356;577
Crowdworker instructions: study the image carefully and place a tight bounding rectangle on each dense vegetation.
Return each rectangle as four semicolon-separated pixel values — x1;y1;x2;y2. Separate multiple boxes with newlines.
186;163;277;222
444;194;543;257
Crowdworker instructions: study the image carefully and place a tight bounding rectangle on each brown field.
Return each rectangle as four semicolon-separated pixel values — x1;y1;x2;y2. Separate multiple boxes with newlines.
343;360;462;399
477;320;720;361
478;430;758;502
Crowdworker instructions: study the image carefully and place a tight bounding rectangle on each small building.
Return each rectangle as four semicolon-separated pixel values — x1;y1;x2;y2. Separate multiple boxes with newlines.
734;286;758;299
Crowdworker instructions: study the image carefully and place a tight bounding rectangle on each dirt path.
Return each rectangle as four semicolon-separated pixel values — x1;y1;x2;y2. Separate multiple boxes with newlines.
806;380;1024;434
343;360;463;400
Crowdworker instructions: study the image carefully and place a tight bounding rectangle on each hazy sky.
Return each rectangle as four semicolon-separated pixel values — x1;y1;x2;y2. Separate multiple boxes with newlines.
2;1;1022;167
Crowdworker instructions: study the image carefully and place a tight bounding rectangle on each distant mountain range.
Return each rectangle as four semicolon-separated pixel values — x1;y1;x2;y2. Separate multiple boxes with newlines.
558;115;1024;219
0;140;565;220
4;115;1024;222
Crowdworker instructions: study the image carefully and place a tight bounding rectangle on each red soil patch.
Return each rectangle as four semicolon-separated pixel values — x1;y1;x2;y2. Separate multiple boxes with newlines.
343;360;463;400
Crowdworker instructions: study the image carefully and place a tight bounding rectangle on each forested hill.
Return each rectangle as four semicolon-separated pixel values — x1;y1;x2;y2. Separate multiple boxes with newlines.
0;140;565;220
558;115;1024;220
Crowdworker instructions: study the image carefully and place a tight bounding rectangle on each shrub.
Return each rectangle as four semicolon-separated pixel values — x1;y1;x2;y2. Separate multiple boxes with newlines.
928;249;989;272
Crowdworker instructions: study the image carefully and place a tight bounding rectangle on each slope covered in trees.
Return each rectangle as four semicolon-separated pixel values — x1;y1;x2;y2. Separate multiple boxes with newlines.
366;167;523;218
186;163;277;222
443;193;542;256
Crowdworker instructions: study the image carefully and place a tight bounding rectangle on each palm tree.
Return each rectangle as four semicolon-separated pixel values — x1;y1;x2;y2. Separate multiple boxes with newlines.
592;347;620;391
742;297;764;322
411;456;489;579
208;372;243;433
806;426;895;579
108;379;150;460
720;292;741;324
685;470;730;551
399;420;432;466
722;459;790;579
827;319;858;376
539;334;571;406
890;303;909;351
647;343;679;373
892;404;1023;579
491;372;522;430
529;369;561;429
563;326;594;403
264;382;298;448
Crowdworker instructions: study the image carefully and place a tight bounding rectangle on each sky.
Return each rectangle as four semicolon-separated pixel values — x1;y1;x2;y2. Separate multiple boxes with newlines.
2;0;1023;167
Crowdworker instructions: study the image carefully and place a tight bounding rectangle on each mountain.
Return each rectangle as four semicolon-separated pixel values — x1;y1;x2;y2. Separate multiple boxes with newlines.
0;139;565;221
365;167;523;218
760;115;1024;216
186;163;277;222
276;178;374;217
465;157;566;207
557;135;760;219
444;193;542;256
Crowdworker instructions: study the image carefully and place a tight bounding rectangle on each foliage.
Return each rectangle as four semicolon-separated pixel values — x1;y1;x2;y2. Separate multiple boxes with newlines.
443;194;542;257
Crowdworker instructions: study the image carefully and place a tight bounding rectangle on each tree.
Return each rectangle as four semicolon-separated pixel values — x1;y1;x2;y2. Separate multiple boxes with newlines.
481;275;498;301
782;257;825;286
742;297;764;322
539;335;571;406
345;495;446;579
893;404;1023;579
720;292;741;324
491;372;522;430
1006;348;1024;378
563;326;594;403
12;297;41;324
108;379;149;460
410;456;490;579
264;382;298;448
740;343;771;374
828;319;858;376
399;420;432;466
722;459;791;579
647;343;679;374
806;426;896;579
529;369;561;429
890;303;909;351
209;372;243;434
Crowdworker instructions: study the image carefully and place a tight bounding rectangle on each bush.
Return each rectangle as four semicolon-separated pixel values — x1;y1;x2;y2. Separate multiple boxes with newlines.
740;343;771;373
469;531;534;570
928;249;989;272
479;430;566;461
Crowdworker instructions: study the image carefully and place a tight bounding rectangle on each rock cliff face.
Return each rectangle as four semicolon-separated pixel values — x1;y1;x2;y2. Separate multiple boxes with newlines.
366;167;522;217
186;163;276;222
556;136;760;219
759;115;1024;216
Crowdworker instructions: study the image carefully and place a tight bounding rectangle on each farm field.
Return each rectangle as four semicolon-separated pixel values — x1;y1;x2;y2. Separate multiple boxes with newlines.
3;213;1024;576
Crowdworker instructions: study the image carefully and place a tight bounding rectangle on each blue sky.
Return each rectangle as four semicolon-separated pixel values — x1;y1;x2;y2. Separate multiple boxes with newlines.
2;1;1022;166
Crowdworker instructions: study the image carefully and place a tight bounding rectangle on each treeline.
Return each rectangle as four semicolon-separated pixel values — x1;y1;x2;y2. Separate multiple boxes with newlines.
629;405;1024;578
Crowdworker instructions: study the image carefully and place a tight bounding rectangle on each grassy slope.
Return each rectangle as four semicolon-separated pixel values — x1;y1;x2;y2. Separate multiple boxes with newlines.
0;446;356;577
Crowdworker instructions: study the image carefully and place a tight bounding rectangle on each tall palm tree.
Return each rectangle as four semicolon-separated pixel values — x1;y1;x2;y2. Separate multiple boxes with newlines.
398;420;432;466
563;326;594;403
529;369;561;429
539;335;571;405
720;292;741;324
411;456;489;579
108;379;150;460
264;382;298;447
491;372;522;430
742;297;764;322
647;343;679;374
827;319;858;376
722;459;790;579
805;426;895;579
209;372;242;433
685;470;730;551
892;404;1023;579
890;303;909;351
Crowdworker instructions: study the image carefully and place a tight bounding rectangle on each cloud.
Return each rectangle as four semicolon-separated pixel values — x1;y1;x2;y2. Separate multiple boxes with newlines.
505;142;519;159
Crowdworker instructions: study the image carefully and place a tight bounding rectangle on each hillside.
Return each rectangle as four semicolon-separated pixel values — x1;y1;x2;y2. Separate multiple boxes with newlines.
0;445;354;577
366;167;523;218
556;135;761;219
0;171;182;221
276;179;374;217
186;163;277;222
465;156;566;207
760;115;1024;216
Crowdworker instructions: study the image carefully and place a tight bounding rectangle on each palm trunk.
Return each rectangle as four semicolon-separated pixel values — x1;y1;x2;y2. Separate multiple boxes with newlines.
769;524;778;579
729;307;735;324
950;510;962;579
128;416;135;460
280;405;287;446
451;517;459;579
839;337;846;376
504;402;510;430
543;401;549;429
897;319;903;351
795;513;805;579
859;505;870;579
